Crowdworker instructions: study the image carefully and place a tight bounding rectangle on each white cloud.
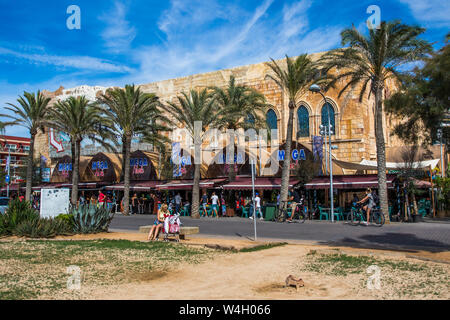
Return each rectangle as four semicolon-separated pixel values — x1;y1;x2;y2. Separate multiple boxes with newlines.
125;0;342;84
99;1;137;54
399;0;450;27
0;46;133;73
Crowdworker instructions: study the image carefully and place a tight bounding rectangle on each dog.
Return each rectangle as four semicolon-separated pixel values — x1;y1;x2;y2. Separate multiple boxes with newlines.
285;275;305;291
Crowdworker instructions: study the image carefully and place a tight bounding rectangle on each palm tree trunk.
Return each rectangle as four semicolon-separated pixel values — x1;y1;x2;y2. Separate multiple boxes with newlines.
279;100;295;204
71;139;80;207
374;86;390;223
25;133;35;202
123;133;131;215
191;163;201;219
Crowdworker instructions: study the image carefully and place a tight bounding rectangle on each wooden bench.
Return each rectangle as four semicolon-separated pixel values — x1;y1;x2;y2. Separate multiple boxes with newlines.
139;225;199;240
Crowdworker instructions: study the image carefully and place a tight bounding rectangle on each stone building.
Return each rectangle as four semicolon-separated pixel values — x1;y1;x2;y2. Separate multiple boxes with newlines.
33;52;443;179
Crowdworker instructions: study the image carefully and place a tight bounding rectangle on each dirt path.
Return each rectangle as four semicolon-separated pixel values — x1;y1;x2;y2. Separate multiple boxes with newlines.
84;243;449;300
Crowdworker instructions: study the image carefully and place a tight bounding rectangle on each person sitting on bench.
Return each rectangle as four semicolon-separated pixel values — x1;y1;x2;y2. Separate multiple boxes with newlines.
148;204;170;241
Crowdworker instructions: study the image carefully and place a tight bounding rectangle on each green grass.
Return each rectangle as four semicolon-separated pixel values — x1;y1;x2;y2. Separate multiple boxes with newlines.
0;239;219;300
239;242;287;253
303;251;449;299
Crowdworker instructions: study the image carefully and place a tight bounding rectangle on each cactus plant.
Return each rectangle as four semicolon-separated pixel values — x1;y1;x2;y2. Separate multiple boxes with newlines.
71;204;115;234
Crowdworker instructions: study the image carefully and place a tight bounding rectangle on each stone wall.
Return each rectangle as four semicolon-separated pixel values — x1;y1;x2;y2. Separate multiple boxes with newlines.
36;52;407;174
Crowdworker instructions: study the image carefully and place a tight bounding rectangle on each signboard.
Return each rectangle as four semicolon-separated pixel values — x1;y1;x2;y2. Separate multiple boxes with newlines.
40;188;70;218
41;168;51;182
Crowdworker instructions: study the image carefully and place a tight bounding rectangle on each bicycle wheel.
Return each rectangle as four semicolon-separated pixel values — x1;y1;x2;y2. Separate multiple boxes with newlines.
372;210;385;227
298;211;306;223
348;209;360;226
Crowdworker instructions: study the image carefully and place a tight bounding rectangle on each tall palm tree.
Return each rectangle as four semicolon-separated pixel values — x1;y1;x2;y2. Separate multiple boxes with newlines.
211;76;270;180
98;85;168;215
265;54;318;205
48;96;115;206
163;89;222;219
317;21;431;222
1;91;51;201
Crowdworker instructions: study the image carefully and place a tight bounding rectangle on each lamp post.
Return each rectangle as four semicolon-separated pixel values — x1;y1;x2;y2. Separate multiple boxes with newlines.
310;84;334;222
437;128;444;178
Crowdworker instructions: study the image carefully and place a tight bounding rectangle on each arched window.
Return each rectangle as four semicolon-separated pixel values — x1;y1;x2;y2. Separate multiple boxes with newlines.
245;113;255;124
266;109;277;130
297;105;309;138
321;103;335;134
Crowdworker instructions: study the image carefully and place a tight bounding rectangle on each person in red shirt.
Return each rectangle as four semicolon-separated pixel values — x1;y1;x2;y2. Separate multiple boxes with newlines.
98;191;106;207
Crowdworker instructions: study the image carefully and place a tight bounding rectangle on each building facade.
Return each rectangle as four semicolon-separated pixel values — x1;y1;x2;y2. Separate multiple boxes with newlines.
0;135;31;183
33;52;442;180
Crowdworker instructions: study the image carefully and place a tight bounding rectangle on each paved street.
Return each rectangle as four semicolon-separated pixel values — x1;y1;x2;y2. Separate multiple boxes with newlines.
110;214;450;252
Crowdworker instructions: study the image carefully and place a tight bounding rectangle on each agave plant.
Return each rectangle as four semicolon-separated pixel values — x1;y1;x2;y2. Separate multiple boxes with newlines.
0;199;39;235
14;218;73;238
71;204;115;234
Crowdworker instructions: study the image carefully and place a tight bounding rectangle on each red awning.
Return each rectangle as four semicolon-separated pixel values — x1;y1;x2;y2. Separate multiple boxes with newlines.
31;183;64;190
156;178;227;190
305;174;397;190
0;183;20;192
222;177;300;190
105;180;160;191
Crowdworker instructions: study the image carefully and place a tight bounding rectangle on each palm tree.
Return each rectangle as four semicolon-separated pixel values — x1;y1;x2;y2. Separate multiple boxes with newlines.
1;91;51;201
317;21;431;222
98;85;168;215
211;76;270;180
162;89;222;219
265;54;318;205
48;96;115;206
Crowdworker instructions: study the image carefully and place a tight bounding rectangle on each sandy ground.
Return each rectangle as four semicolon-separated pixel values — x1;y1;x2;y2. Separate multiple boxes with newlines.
2;232;449;299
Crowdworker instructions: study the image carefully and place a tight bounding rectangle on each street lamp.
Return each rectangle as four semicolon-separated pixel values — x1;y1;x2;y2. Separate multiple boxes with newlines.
310;84;335;222
437;128;444;177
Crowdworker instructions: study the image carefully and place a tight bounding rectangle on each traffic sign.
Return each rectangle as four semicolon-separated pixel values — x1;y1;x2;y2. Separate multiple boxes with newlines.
5;175;10;183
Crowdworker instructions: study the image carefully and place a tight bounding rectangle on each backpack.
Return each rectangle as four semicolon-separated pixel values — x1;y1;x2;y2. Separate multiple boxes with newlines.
372;192;380;206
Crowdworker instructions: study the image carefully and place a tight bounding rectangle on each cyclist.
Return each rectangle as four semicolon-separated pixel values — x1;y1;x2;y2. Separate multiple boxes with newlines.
287;187;301;222
357;188;375;225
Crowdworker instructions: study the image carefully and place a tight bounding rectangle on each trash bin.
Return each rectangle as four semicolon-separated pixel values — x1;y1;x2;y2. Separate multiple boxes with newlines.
264;204;277;221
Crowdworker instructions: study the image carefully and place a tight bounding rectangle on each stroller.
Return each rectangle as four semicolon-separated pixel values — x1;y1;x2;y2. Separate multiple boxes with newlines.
162;213;181;242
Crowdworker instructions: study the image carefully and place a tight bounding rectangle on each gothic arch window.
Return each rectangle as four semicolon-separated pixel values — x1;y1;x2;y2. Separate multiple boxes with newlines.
266;109;277;130
245;113;255;124
321;102;335;134
297;105;310;138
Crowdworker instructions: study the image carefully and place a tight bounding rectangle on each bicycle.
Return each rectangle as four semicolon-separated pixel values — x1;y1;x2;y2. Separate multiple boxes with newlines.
348;203;385;227
274;201;307;223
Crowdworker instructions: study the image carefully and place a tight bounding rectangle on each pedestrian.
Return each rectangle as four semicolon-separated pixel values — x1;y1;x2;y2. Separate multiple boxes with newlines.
211;192;219;218
221;195;226;217
250;192;263;220
175;193;182;214
98;190;106;207
131;193;138;214
201;192;208;217
79;192;86;207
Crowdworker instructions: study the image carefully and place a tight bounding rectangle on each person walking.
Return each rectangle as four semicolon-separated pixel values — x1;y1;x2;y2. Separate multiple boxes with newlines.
250;192;263;220
211;192;219;218
175;193;182;214
201;192;208;217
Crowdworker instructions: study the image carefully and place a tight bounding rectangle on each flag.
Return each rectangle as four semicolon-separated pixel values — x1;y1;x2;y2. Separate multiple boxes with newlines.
5;155;10;173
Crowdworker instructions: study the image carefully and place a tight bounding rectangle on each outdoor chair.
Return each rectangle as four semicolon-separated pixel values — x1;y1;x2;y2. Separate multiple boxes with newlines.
318;206;328;220
333;207;344;221
241;206;250;218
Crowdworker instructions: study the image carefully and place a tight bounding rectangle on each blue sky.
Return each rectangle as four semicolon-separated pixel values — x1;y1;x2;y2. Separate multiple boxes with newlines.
1;0;449;137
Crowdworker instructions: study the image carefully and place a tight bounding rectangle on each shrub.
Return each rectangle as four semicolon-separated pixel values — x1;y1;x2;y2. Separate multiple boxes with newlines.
14;218;73;238
71;204;115;234
0;199;39;236
55;213;75;229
